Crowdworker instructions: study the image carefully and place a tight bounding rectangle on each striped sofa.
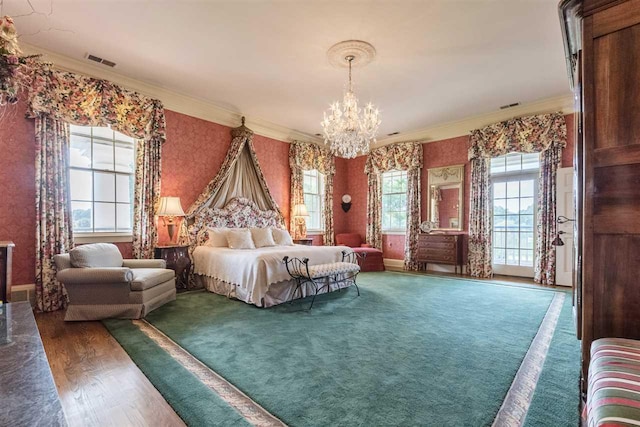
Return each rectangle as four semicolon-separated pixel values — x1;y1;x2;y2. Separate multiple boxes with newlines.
586;338;640;426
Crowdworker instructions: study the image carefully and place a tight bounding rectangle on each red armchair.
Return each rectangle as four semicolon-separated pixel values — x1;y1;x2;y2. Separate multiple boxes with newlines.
336;233;385;272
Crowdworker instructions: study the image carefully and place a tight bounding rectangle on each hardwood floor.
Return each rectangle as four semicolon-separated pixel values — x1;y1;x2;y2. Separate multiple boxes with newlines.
35;311;184;427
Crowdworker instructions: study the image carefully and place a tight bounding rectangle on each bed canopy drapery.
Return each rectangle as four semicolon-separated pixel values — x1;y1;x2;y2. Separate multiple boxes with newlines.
181;118;285;252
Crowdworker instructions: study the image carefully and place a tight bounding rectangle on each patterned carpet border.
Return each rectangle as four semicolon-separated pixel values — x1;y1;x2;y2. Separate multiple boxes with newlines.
132;319;286;427
492;292;565;427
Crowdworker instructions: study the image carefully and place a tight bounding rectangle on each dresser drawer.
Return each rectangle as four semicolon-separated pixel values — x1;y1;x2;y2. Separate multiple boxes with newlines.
418;241;455;250
418;234;457;243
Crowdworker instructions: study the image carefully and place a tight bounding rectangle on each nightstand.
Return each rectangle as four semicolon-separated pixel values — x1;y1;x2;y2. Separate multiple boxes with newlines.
293;238;313;246
154;245;191;290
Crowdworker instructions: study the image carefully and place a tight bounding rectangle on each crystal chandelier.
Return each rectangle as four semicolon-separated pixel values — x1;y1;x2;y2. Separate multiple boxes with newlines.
321;55;381;159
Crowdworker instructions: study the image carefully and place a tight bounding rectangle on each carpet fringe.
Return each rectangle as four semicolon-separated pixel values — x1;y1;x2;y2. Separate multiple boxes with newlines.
132;319;287;427
491;292;565;427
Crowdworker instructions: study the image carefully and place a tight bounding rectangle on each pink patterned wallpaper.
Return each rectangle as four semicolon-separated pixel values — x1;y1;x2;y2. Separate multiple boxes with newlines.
0;100;36;286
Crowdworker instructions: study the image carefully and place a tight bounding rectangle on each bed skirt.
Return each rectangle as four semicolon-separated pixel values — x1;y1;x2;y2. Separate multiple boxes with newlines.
194;274;354;308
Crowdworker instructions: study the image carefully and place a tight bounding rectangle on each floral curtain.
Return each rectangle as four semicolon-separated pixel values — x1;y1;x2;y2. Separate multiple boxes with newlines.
34;117;74;312
289;141;336;245
467;158;493;278
26;64;167;260
534;146;562;285
364;142;423;270
468;113;567;282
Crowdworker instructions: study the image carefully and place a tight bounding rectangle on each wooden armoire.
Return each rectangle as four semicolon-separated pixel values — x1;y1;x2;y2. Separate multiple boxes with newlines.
560;0;640;393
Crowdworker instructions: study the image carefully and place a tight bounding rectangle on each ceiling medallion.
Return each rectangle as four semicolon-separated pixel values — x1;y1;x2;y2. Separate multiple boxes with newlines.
321;40;381;159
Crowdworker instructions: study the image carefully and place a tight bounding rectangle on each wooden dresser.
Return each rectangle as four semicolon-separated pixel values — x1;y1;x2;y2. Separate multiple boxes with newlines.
416;233;464;274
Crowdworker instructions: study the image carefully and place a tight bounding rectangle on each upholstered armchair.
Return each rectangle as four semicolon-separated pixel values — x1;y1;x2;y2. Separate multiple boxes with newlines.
335;233;385;272
54;243;176;321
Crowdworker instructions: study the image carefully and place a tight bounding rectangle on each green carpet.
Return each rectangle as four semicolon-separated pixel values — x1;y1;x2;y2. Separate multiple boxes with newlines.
111;271;572;426
103;319;250;427
523;293;581;426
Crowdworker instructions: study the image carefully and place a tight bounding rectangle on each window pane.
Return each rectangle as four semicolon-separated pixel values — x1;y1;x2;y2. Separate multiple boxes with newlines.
506;198;519;215
505;154;521;172
506;231;519;249
494;231;506;248
506;181;519;198
70;135;92;168
521;153;540;170
494;216;506;232
93;127;114;140
520;232;534;249
70;169;92;201
94;172;116;202
94;202;116;232
93;139;114;171
493;182;506;199
494;248;506;265
493;199;506;216
506;248;519;265
116;203;132;232
520;197;535;214
520;250;534;266
71;201;92;231
115;143;135;173
70;124;91;136
506;215;519;231
116;174;132;203
520;215;534;231
490;157;505;174
114;130;135;143
521;180;535;198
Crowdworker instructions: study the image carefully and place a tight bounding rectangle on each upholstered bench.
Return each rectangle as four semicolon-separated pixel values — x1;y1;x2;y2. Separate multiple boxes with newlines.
283;251;362;309
585;338;640;426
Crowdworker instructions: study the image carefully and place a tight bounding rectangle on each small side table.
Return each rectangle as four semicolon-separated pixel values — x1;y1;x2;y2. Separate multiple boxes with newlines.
154;245;191;290
293;238;314;246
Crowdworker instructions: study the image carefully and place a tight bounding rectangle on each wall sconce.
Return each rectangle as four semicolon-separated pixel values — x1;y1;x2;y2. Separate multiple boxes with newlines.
341;194;352;212
292;203;309;239
553;231;568;246
158;196;185;245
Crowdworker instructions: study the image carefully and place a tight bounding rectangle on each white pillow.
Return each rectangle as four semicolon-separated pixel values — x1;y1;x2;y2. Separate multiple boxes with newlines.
226;229;256;249
272;229;294;246
251;227;276;248
206;228;230;247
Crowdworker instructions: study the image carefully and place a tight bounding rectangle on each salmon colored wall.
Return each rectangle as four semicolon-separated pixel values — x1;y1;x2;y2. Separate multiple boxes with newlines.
0;101;36;286
0;105;291;286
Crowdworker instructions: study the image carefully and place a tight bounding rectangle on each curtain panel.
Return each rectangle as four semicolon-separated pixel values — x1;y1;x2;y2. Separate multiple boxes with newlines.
26;65;167;310
289;142;336;245
364;142;423;269
26;64;167;261
34;117;74;312
467;113;567;283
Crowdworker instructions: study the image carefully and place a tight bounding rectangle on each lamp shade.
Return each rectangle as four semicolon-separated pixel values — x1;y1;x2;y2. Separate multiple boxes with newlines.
158;197;185;217
292;203;309;217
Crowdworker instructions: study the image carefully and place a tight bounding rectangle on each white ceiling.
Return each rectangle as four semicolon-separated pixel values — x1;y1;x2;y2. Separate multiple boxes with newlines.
5;0;571;140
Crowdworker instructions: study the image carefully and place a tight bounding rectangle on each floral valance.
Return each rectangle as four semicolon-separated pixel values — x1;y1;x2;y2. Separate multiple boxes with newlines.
289;141;335;176
26;64;166;144
468;113;566;160
364;141;423;174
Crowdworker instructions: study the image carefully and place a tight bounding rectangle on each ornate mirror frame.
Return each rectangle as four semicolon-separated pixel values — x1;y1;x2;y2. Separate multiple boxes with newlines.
427;164;465;231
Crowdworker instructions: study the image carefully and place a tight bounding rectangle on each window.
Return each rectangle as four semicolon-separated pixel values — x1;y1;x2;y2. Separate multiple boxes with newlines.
69;125;136;237
490;153;540;277
381;170;408;232
303;169;325;231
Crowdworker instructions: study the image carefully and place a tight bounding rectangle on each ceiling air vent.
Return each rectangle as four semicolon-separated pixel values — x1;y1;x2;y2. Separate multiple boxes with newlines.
387;131;400;136
86;54;116;68
499;102;520;110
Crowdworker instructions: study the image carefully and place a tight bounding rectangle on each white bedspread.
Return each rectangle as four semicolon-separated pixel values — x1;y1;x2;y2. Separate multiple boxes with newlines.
192;244;352;304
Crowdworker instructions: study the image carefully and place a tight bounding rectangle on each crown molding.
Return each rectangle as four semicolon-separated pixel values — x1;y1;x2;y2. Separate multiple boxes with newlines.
373;94;575;147
22;43;574;149
22;43;322;144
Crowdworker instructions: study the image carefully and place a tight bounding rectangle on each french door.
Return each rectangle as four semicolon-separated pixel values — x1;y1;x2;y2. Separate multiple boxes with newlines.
491;153;539;278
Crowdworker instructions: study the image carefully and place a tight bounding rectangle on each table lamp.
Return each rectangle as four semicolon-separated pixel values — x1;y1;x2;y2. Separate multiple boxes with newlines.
292;203;309;240
158;197;185;245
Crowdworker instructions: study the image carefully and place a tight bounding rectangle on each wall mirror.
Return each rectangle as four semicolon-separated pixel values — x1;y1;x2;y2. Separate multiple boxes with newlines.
427;165;464;231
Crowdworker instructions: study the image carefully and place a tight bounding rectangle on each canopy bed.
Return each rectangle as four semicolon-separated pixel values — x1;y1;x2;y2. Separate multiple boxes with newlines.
181;119;354;307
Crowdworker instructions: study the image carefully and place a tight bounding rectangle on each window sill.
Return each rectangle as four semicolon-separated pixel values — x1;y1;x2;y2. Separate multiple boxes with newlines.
306;231;324;235
74;233;133;244
382;231;406;236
